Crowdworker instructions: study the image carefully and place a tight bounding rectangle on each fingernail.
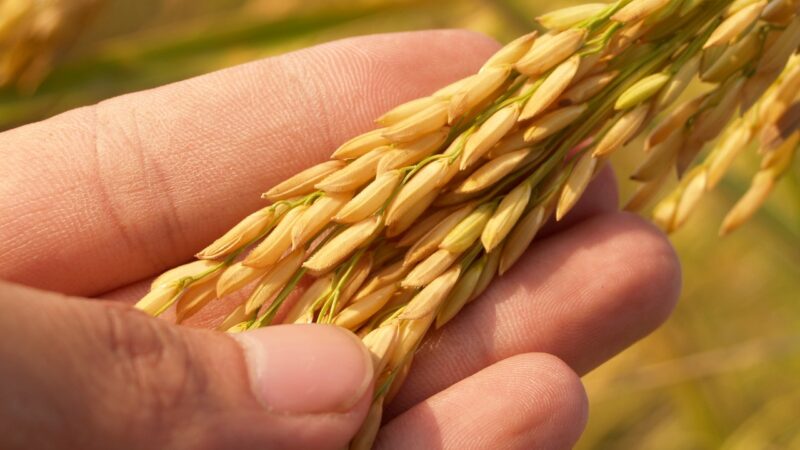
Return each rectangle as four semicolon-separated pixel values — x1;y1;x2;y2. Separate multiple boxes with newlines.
233;324;373;414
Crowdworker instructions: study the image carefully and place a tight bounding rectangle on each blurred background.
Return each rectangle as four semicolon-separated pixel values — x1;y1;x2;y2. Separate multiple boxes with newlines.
2;0;799;447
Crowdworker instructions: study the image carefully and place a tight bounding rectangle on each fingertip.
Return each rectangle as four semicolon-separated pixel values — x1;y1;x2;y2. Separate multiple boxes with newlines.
232;324;374;415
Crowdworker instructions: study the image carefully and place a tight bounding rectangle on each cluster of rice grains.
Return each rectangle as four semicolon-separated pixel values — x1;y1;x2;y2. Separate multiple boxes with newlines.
0;0;102;90
136;1;799;448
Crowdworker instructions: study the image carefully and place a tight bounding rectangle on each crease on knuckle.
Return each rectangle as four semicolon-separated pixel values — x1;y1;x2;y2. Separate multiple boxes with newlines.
99;306;209;426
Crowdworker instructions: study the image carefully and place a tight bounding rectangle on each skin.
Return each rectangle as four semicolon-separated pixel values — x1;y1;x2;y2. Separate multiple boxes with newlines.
0;30;681;450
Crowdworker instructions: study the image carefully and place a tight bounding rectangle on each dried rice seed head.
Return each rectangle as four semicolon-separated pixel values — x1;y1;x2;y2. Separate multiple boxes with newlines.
151;259;219;290
175;282;218;323
350;397;384;450
377;96;441;126
701;30;760;83
135;283;181;316
462;104;521;169
647;95;704;150
612;0;671;23
218;304;251;332
402;248;460;288
454;66;512;116
315;147;386;192
524;104;587;143
487;129;530;158
520;54;581;121
264;160;344;201
453;149;531;194
216;262;270;298
560;71;618;105
672;168;708;230
360;322;400;376
515;29;586;76
292;192;351;249
400;266;461;320
481;31;538;71
624;173;670;212
593;103;651;157
243;205;307;268
196;206;276;259
244;248;305;315
500;205;547;275
396;208;454;247
283;274;334;324
537;3;608;30
386;189;438;237
386;159;452;225
376;129;448;173
435;257;485;328
333;171;401;224
337;254;374;311
440;202;496;253
707;121;754;187
690;77;745;143
482;182;532;252
616;73;671;110
631;128;684;182
304;217;382;275
557;153;598;221
331;128;391;159
334;283;398;330
656;55;700;109
704;0;767;48
382;101;449;143
404;203;476;266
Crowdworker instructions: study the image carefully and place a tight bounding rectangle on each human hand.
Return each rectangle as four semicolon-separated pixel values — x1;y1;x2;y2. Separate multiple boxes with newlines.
0;30;681;449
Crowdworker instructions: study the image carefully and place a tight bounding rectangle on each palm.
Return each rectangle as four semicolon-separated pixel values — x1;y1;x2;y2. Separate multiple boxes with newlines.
0;30;679;449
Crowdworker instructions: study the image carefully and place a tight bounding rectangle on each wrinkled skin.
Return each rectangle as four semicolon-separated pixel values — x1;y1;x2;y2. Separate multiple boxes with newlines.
0;30;681;450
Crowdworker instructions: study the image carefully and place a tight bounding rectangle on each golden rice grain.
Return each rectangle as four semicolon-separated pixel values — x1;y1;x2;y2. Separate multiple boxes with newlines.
462;104;521;169
316;147;386;192
557;153;598;220
515;29;587;76
524;104;587;143
481;182;532;251
334;170;402;224
399;266;461;319
402;248;459;288
292;192;352;249
303;216;382;274
243;205;307;268
453;149;531;194
264;160;344;201
593;103;650;157
499;205;547;275
244;248;304;314
519;55;581;121
382;101;449;143
216;262;271;298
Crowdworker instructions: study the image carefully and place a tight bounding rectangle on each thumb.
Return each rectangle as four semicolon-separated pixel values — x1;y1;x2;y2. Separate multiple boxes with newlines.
0;281;374;450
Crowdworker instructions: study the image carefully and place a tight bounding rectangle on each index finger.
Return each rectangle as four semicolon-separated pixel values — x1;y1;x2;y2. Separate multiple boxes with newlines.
0;30;500;296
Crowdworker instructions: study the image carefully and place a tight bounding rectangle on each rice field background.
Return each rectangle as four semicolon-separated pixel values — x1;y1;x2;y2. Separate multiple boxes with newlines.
2;0;799;448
